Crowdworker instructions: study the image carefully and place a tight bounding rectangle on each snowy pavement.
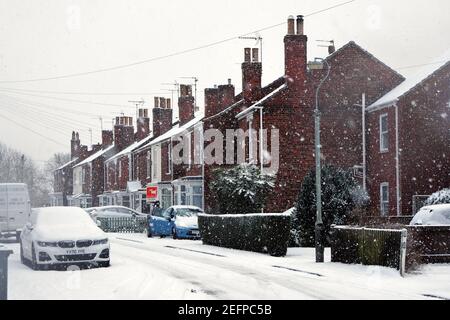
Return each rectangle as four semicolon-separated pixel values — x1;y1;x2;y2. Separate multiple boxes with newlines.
4;233;450;300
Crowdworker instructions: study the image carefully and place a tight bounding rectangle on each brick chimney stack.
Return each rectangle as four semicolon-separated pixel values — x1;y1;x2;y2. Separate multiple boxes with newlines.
205;79;235;118
114;116;135;152
102;130;113;148
242;47;262;104
284;15;308;100
71;131;81;160
152;97;173;137
178;84;195;125
135;108;150;141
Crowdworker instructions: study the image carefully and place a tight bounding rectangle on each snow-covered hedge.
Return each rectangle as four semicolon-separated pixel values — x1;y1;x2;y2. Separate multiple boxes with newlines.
198;213;291;257
425;188;450;205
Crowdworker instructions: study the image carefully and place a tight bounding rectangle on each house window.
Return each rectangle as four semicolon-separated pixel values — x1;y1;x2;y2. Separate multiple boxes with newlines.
380;182;389;216
180;185;188;205
118;160;122;178
192;185;203;209
122;195;130;208
161;188;172;209
167;144;172;174
152;148;158;180
379;114;389;152
146;151;151;179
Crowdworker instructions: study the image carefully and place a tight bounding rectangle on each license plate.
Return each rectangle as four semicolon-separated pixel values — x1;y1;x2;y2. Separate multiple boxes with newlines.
66;249;85;254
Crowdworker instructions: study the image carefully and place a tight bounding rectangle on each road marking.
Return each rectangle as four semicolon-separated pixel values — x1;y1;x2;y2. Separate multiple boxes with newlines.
422;293;449;300
272;265;324;277
164;245;226;257
115;237;144;244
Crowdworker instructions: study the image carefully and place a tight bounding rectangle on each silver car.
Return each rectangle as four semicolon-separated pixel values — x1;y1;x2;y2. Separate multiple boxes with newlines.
410;204;450;225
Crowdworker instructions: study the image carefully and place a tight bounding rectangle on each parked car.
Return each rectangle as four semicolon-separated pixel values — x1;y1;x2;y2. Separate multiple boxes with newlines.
410;204;450;225
0;183;31;241
20;207;110;270
148;205;203;239
86;206;147;221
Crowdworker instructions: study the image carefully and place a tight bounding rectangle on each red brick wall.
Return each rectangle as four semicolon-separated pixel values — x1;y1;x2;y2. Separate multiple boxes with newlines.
398;64;450;215
366;107;398;216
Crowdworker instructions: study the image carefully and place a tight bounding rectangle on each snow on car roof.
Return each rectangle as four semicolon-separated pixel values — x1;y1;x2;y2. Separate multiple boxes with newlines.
171;205;203;210
368;48;450;110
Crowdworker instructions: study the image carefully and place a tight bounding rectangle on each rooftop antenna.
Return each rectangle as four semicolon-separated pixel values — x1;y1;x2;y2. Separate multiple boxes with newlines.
316;40;335;54
161;81;179;99
179;76;199;111
160;88;177;105
239;33;263;63
128;99;145;121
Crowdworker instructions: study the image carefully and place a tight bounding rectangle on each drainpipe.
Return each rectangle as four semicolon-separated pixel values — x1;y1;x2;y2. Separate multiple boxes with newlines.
395;103;401;216
200;122;205;210
362;93;367;192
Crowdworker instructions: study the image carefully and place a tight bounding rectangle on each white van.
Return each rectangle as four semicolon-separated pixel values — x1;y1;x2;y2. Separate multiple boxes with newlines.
0;183;31;240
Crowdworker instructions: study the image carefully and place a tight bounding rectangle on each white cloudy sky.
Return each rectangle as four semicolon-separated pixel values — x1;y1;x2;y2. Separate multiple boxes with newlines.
0;0;449;163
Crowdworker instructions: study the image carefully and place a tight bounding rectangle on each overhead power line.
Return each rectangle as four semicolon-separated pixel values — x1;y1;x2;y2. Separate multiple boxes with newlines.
0;87;166;96
0;112;67;148
0;0;357;84
0;88;130;108
396;60;448;70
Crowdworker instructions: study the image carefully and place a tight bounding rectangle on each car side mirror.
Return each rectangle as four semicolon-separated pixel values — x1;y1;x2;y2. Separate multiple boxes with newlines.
96;220;102;227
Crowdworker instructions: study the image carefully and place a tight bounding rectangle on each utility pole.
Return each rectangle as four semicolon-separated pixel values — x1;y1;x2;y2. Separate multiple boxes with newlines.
362;93;366;192
313;57;331;263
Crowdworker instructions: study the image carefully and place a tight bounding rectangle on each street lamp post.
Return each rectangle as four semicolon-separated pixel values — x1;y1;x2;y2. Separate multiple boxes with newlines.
313;58;330;263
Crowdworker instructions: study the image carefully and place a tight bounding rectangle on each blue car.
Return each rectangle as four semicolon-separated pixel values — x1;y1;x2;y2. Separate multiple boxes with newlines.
147;205;203;239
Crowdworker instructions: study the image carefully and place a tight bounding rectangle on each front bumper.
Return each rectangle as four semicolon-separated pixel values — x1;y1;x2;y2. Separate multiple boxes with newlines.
175;227;201;239
35;242;110;265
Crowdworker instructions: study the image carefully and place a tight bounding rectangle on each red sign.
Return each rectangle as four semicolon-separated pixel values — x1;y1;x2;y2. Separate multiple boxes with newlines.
146;186;158;199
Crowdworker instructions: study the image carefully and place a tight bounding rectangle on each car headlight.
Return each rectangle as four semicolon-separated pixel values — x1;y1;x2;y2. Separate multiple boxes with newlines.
93;238;109;245
37;241;58;247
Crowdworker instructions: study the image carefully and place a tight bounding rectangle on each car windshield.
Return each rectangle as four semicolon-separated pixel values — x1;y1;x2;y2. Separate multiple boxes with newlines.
175;208;202;217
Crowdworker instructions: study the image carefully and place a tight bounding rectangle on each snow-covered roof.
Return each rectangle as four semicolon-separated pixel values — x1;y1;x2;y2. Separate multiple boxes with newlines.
55;158;78;171
235;83;287;119
368;49;450;111
106;134;153;163
137;115;204;151
73;145;115;168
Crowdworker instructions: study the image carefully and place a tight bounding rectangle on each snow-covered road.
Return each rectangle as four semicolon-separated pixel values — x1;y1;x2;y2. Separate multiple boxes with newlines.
4;234;450;300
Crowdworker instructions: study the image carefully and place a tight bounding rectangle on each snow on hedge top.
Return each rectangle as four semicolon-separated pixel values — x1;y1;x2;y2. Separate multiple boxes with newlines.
199;212;291;218
33;207;105;240
368;48;450;110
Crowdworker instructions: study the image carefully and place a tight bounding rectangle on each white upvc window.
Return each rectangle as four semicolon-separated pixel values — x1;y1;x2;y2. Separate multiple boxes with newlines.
379;113;389;152
380;182;389;216
146;151;151;179
167;143;172;174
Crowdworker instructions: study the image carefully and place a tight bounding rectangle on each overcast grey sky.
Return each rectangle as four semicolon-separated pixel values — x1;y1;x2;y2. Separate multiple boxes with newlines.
0;0;449;163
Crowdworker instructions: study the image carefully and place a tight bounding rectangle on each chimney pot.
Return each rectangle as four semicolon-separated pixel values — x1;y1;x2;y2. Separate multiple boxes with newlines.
160;97;166;109
154;97;160;108
166;98;171;109
228;78;232;85
244;48;251;63
287;15;295;35
252;48;259;63
296;15;304;35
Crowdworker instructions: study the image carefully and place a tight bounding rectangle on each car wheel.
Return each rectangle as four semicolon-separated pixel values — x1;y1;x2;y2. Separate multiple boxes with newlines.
172;228;178;240
31;244;39;270
146;227;152;238
98;260;110;268
20;241;26;264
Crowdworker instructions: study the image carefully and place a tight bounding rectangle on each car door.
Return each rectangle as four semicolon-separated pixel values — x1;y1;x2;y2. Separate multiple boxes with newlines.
150;208;166;235
161;208;175;235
